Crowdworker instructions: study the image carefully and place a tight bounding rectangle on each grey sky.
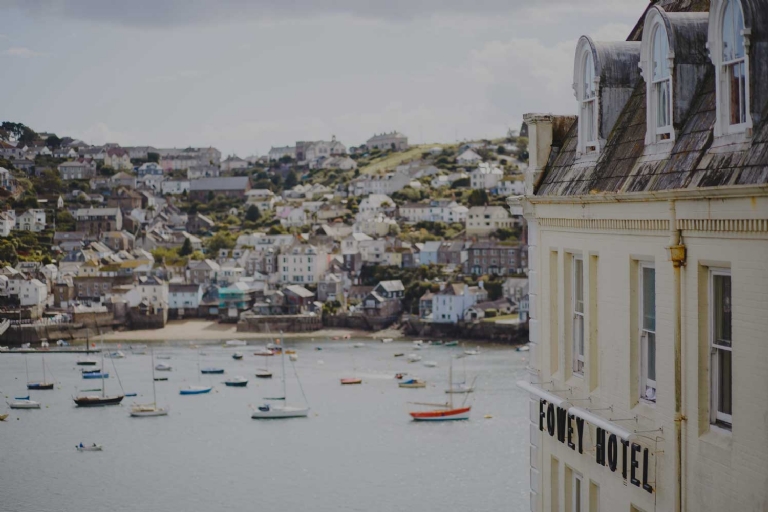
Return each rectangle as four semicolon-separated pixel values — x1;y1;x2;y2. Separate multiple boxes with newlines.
0;0;645;156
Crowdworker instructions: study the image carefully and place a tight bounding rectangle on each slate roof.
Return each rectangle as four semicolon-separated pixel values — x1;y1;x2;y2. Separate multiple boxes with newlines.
377;280;404;292
535;0;768;197
190;176;249;191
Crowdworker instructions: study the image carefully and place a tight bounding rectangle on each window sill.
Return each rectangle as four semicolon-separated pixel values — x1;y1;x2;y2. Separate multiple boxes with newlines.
700;423;732;449
710;131;751;152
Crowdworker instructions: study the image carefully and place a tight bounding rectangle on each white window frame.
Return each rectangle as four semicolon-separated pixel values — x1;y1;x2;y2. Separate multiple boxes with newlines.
573;39;599;156
640;8;675;145
572;254;585;376
639;263;657;403
709;268;732;428
572;471;583;512
708;0;752;137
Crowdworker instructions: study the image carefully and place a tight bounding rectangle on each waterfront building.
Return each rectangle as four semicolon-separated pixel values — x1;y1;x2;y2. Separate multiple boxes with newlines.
515;2;768;511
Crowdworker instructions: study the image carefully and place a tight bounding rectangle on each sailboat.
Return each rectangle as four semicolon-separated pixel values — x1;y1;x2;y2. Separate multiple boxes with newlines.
445;356;475;394
26;354;54;390
130;348;169;417
255;325;275;378
341;346;362;385
251;331;309;419
8;395;41;409
180;351;213;395
74;343;124;407
408;356;472;421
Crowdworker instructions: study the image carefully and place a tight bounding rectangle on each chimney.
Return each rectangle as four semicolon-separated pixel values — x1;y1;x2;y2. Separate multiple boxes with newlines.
522;113;554;196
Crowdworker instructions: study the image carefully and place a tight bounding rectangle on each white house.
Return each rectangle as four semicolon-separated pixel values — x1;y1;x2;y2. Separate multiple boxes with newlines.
465;206;514;236
220;155;249;172
366;131;408;151
268;146;296;161
168;284;203;315
277;206;308;228
161;180;190;195
19;278;47;307
137;275;169;310
321;156;357;170
456;149;483;165
430;172;468;189
279;242;328;284
15;209;46;232
353;212;397;237
348;171;410;197
431;282;481;323
0;211;16;236
469;162;504;190
357;194;394;217
493;178;525;196
137;162;164;178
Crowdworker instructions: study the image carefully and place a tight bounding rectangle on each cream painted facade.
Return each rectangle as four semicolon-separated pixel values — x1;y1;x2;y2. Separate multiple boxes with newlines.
518;115;768;512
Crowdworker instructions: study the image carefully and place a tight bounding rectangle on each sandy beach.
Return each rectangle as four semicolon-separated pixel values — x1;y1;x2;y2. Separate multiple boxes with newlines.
100;319;402;343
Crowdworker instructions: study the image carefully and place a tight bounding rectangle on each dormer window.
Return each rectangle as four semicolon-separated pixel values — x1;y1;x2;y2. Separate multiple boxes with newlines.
709;0;752;137
578;51;598;154
651;24;672;140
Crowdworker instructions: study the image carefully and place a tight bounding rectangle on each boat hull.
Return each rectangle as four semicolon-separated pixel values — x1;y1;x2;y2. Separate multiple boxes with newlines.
9;400;41;409
179;386;213;395
251;406;310;419
76;361;97;366
83;373;108;379
76;445;103;451
27;382;54;390
224;381;248;387
255;372;273;379
399;382;426;388
74;395;124;407
201;369;224;374
130;407;169;417
340;378;362;385
410;406;471;421
153;377;168;381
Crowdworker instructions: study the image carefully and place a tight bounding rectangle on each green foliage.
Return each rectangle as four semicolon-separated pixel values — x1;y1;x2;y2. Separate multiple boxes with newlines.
267;225;287;235
46;135;62;149
496;145;506;155
0;122;37;144
451;177;470;188
468;189;489;207
0;240;19;266
483;280;503;301
147;152;160;163
491;227;519;242
245;205;261;222
56;210;76;231
204;231;237;253
179;238;194;257
285;170;298;190
391;186;425;204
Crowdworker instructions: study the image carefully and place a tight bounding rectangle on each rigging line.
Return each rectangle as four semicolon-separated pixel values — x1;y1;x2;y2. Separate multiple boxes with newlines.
290;359;309;407
109;350;125;393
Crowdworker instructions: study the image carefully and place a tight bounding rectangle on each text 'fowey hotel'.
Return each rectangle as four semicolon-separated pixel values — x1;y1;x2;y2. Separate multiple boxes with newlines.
512;0;768;511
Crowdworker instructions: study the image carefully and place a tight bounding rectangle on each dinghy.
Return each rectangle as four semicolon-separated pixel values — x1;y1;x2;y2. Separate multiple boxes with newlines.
155;363;172;371
179;385;213;395
398;378;427;388
224;376;248;387
76;443;103;452
8;399;41;409
201;368;224;374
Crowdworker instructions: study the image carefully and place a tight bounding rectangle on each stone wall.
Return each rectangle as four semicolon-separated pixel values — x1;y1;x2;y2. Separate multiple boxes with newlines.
324;313;399;331
238;314;322;333
404;318;528;345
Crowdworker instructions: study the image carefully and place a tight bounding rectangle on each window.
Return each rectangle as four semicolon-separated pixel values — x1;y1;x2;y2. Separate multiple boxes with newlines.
709;0;751;136
639;264;656;402
710;269;732;428
651;24;672;140
572;472;583;512
578;49;598;154
573;255;585;375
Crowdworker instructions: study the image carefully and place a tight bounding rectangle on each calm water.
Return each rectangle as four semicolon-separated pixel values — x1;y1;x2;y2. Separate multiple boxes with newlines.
0;341;530;512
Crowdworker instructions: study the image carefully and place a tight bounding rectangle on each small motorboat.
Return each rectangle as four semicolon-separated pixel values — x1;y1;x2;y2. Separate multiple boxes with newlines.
179;385;213;395
232;353;244;360
444;341;459;347
254;348;275;356
289;354;298;362
130;404;169;417
73;394;124;407
255;370;273;379
394;353;405;357
464;347;480;356
125;393;137;397
153;377;168;382
423;361;438;368
432;340;444;346
399;379;427;389
155;363;172;371
76;358;98;366
8;399;41;409
352;343;365;348
83;372;109;379
410;406;471;421
250;403;309;419
407;354;422;363
381;338;393;343
224;376;249;387
340;378;362;385
27;382;54;390
76;443;103;452
200;368;224;374
105;351;126;359
81;368;101;374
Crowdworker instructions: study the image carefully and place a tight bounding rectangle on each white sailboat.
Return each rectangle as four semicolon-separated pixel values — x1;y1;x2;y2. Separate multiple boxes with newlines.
251;331;309;419
131;348;169;417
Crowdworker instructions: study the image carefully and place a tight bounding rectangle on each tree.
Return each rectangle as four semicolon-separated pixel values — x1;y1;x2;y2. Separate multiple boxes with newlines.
267;225;287;235
179;237;194;256
45;135;62;149
0;241;19;266
147;152;160;163
451;177;470;189
468;189;489;207
285;170;298;190
205;231;236;253
245;205;261;222
496;145;506;155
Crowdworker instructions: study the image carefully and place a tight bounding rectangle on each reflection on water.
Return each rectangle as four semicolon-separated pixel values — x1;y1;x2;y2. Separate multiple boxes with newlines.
0;341;530;512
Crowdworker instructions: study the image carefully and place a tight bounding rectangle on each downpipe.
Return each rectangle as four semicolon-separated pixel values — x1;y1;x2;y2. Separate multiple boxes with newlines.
668;201;687;512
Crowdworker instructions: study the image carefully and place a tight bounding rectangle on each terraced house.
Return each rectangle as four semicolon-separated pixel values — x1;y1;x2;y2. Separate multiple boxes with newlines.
514;1;768;511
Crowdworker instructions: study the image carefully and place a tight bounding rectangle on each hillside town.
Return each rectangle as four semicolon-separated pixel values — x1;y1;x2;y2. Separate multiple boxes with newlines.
0;122;530;343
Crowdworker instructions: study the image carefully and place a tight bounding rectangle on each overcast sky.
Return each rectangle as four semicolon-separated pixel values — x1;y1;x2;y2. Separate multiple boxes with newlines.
0;0;644;157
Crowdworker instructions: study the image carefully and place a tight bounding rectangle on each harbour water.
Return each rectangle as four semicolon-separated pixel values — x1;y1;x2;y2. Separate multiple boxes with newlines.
0;341;530;512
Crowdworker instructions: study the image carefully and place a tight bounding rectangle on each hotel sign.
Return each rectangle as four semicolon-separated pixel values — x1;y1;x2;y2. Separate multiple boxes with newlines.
539;399;653;493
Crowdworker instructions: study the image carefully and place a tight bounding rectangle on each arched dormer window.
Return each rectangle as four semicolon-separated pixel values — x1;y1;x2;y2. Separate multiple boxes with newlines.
709;0;752;137
640;9;674;145
574;42;599;156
